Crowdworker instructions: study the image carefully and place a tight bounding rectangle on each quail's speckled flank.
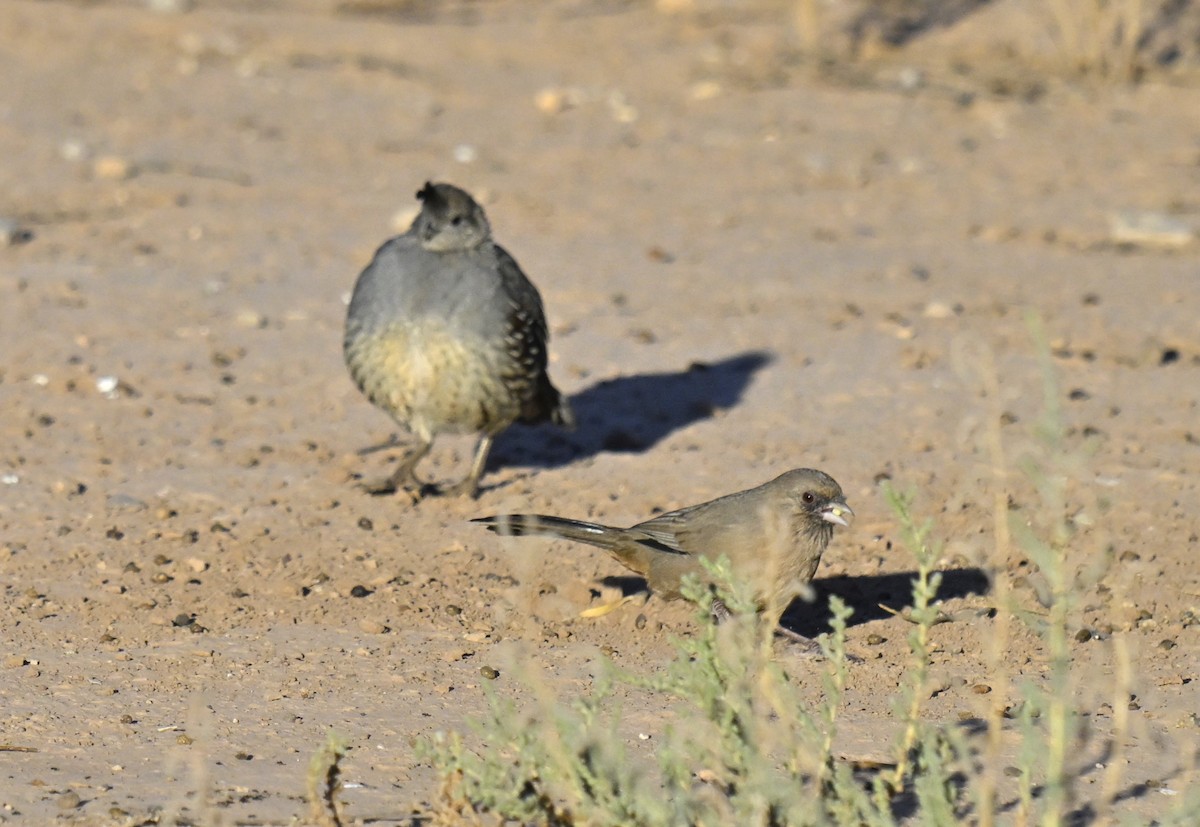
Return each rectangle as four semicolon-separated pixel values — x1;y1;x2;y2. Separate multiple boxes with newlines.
344;182;574;498
474;468;852;648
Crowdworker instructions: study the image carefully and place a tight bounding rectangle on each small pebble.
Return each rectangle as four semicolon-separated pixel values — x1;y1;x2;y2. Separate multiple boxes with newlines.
534;88;565;114
234;309;267;329
897;66;925;91
480;665;499;680
607;90;638;124
358;619;387;634
866;633;886;645
972;684;992;695
146;0;194;11
0;217;32;247
1110;210;1193;248
107;493;148;510
349;585;372;598
93;155;135;180
646;246;674;264
57;791;82;810
534;87;582;115
60;139;90;161
922;301;954;319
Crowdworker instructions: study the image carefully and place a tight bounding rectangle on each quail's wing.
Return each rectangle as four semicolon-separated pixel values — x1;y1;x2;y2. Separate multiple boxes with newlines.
493;245;550;374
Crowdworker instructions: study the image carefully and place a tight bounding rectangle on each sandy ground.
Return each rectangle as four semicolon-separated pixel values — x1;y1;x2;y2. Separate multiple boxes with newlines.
1;0;1199;823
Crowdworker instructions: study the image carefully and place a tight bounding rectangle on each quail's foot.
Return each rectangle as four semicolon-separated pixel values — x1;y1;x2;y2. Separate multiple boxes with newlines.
361;444;431;498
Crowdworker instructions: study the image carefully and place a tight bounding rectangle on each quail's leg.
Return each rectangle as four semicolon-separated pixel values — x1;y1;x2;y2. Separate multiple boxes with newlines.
362;440;432;496
441;433;494;498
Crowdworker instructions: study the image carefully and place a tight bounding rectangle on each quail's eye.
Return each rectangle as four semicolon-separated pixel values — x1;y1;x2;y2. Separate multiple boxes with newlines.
802;491;815;504
450;215;464;226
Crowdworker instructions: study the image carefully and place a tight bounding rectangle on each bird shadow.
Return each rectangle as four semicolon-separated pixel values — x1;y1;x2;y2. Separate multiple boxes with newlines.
488;350;774;472
780;567;992;638
595;566;991;639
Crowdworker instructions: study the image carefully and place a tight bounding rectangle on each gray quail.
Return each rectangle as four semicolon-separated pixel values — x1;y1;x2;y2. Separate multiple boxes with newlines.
344;182;574;498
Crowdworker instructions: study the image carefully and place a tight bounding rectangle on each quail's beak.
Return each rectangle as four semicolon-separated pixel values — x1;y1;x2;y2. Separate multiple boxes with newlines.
821;501;854;528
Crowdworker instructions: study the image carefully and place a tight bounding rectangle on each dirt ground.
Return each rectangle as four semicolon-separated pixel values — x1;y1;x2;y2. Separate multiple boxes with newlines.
1;0;1198;823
